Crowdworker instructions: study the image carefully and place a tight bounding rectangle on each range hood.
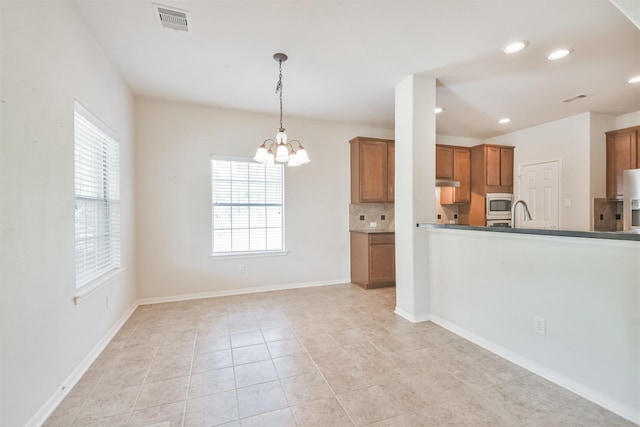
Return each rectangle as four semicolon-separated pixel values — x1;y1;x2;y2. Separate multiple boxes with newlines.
435;179;461;188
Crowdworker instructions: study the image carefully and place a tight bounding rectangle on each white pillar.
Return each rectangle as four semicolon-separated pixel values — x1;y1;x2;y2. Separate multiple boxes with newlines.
394;74;436;322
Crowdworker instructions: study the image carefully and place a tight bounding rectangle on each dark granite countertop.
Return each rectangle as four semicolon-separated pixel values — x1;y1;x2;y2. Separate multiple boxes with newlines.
349;229;395;234
417;223;640;242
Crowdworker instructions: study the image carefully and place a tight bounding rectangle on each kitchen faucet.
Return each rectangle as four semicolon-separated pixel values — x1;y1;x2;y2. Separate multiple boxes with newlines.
511;200;532;228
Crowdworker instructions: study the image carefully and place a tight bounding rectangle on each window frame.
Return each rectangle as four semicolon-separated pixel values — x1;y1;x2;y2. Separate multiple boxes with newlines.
210;155;286;257
73;101;122;297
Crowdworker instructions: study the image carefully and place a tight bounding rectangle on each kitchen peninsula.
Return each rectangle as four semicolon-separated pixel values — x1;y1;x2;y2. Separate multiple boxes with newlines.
412;222;640;423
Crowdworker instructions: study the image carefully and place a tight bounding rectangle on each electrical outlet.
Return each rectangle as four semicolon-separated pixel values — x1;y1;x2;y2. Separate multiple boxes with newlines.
239;264;246;274
369;222;377;228
533;315;546;335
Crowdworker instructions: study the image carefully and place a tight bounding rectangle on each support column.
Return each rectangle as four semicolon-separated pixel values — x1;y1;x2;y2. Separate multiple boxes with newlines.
394;74;436;322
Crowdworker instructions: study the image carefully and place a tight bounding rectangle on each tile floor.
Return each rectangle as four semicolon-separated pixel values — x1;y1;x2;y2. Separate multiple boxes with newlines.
44;284;635;427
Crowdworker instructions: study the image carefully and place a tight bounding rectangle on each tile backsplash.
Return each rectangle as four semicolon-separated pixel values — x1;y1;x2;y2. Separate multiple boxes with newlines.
593;198;623;231
435;187;458;224
349;203;394;231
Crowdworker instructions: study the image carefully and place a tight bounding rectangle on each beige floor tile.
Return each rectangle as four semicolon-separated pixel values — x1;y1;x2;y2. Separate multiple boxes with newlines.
195;335;232;354
475;380;558;424
470;354;531;383
510;374;581;410
230;330;265;348
240;407;296;426
260;326;296;342
146;355;192;383
236;380;288;419
291;397;354;427
184;390;238;427
49;285;631;427
232;343;270;365
128;401;185;426
75;412;130;426
378;375;431;413
192;349;233;373
92;365;148;393
189;367;235;398
229;320;261;334
266;338;305;358
280;371;333;405
74;384;140;424
272;353;318;378
526;397;637;427
234;359;278;388
43;396;85;426
337;384;404;426
135;376;189;411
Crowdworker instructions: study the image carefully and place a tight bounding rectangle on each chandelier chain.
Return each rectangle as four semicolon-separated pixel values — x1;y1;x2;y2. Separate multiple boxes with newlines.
276;59;283;130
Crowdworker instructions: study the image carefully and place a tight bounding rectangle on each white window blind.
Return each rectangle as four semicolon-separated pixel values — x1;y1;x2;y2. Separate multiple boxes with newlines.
74;103;121;288
211;158;284;254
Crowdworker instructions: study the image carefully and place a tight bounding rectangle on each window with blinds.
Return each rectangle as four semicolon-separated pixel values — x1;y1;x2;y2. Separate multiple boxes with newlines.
211;158;284;254
74;102;121;288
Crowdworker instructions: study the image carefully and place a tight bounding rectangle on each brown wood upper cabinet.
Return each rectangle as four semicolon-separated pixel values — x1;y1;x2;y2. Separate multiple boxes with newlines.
436;144;471;204
605;126;639;200
471;144;515;194
349;137;395;203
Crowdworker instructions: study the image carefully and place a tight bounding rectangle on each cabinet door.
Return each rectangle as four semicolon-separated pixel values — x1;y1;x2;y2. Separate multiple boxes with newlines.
453;148;471;203
436;145;454;179
500;147;514;188
607;130;638;200
369;243;395;284
387;143;395;203
359;141;388;202
485;146;501;186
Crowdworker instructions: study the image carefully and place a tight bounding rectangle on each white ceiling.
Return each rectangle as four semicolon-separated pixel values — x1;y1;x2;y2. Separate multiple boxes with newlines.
73;0;640;139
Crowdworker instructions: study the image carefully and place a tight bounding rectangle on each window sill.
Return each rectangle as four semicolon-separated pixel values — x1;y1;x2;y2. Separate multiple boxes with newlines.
209;250;289;260
73;267;125;305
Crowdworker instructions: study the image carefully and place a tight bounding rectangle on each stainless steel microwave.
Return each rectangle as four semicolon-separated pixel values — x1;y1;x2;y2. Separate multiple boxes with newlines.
486;193;513;220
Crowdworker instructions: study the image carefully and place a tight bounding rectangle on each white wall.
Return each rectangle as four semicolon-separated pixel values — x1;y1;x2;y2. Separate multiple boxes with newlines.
427;228;640;423
616;110;640;128
0;2;136;425
134;98;392;300
436;134;483;147
485;113;592;230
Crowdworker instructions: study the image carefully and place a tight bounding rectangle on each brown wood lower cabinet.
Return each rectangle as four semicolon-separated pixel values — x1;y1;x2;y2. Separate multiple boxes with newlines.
350;231;395;289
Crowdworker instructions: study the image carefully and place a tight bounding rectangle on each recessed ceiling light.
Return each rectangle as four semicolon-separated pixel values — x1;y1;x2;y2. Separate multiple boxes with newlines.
548;48;572;60
628;75;640;84
435;107;444;114
499;118;511;124
503;41;529;54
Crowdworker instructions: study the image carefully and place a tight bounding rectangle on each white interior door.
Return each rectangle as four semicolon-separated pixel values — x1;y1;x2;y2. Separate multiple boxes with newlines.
519;161;560;229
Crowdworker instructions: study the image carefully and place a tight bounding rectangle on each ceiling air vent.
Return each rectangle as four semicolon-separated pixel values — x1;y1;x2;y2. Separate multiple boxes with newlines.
560;93;590;103
153;4;191;33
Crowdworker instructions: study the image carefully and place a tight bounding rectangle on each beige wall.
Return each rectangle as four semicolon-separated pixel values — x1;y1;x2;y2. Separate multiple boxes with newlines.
134;98;392;300
0;1;136;426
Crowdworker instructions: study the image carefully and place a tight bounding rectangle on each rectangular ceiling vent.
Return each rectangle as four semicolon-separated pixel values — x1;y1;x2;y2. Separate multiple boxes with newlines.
560;93;590;103
153;4;191;33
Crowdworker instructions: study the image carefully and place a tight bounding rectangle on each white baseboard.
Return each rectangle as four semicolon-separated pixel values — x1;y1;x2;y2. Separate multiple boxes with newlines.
429;315;640;426
137;279;351;305
26;302;139;427
394;306;431;323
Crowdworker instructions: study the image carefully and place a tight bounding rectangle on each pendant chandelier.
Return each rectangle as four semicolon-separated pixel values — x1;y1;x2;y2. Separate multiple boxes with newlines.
253;53;310;167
